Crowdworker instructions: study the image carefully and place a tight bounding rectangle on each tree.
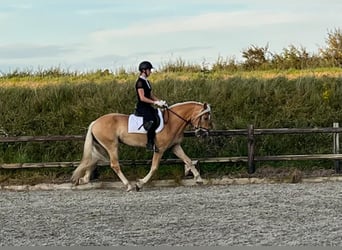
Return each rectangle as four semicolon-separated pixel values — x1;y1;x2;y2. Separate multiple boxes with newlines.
320;28;342;67
271;45;311;69
242;44;270;70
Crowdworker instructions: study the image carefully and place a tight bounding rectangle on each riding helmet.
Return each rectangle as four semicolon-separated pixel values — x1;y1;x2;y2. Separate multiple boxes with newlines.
138;61;153;72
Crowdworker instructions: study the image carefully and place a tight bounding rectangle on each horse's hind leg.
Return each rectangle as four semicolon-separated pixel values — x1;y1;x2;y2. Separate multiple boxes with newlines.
172;144;203;184
76;145;105;184
78;159;97;184
106;144;134;192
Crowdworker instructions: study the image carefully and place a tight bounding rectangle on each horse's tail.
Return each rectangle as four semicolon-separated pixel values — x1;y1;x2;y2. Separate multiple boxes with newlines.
71;121;96;185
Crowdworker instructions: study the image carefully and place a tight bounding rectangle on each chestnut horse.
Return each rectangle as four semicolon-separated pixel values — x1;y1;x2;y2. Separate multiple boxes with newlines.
71;101;211;191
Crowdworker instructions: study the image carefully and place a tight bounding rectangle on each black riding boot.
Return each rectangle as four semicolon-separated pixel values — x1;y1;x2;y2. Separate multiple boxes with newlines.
146;131;159;152
146;138;159;152
146;139;154;151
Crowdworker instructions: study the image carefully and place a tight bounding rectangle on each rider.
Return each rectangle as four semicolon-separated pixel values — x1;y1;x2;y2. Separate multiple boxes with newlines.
135;61;167;152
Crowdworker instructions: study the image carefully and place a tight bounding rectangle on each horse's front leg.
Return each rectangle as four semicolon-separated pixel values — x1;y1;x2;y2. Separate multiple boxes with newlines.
172;144;203;184
136;152;162;191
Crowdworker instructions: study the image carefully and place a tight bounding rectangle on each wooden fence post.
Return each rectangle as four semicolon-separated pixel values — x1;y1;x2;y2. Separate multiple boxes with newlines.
247;124;255;174
333;122;341;173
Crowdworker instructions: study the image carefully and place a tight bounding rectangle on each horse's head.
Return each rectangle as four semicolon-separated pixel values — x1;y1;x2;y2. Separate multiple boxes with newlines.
191;103;212;138
166;101;212;137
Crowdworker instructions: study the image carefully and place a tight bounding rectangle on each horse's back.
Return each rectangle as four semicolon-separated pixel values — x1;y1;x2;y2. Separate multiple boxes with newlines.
91;113;129;139
97;112;128;120
90;112;149;148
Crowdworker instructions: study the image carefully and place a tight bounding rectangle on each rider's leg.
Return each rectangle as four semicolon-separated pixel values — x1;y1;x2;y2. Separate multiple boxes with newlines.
144;109;159;152
146;127;158;152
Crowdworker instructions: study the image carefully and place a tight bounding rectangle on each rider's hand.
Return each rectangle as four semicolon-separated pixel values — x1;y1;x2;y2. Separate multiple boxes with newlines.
159;100;168;107
154;100;168;108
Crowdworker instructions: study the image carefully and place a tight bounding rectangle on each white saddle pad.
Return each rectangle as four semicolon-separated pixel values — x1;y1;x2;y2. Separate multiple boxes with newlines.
128;109;164;134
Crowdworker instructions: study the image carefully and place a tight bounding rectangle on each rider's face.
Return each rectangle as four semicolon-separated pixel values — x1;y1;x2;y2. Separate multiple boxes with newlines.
145;68;152;76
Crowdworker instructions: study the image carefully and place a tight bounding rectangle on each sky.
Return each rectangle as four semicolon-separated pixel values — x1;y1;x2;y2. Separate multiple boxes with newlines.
1;0;342;73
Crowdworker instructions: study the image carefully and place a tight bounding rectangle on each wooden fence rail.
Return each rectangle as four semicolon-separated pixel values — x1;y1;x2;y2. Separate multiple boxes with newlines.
1;124;342;173
2;127;342;142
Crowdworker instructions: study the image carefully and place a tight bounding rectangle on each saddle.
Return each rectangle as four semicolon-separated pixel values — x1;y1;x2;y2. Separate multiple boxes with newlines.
128;109;164;134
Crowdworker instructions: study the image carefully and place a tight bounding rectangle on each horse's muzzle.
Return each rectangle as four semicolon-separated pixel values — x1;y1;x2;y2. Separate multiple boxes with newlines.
195;128;209;138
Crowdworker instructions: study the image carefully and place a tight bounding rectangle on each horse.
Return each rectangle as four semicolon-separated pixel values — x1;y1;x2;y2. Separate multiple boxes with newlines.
71;101;212;191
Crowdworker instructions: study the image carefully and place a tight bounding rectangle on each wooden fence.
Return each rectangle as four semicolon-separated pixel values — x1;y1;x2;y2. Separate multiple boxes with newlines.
1;123;342;174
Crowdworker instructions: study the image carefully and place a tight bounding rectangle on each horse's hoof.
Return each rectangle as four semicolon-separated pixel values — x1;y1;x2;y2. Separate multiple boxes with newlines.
71;179;79;186
135;181;143;192
78;179;86;185
195;177;204;185
184;167;191;177
126;184;134;192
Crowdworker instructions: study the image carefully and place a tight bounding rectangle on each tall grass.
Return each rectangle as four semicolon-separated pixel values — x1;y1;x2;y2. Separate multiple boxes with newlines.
1;73;342;166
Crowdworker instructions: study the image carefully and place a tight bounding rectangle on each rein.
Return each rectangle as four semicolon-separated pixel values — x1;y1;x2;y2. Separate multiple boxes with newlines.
165;108;189;124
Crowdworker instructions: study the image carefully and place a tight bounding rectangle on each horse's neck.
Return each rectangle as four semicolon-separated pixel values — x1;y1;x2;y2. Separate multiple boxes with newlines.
171;106;192;121
165;104;197;130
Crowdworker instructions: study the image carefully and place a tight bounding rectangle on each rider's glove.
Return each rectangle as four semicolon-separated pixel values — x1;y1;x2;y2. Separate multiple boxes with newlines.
160;100;168;107
154;100;168;108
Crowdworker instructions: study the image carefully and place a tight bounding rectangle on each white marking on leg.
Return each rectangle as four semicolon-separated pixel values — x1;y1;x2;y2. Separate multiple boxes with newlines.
172;145;202;181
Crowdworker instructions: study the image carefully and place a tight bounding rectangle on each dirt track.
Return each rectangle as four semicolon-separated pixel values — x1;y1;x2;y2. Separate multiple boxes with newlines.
1;182;342;246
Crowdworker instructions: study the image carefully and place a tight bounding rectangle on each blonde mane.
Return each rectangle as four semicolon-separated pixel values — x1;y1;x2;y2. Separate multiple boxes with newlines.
169;101;202;109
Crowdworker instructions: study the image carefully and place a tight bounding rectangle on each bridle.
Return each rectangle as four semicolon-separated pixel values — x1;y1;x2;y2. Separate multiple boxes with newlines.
164;105;211;134
193;106;211;135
